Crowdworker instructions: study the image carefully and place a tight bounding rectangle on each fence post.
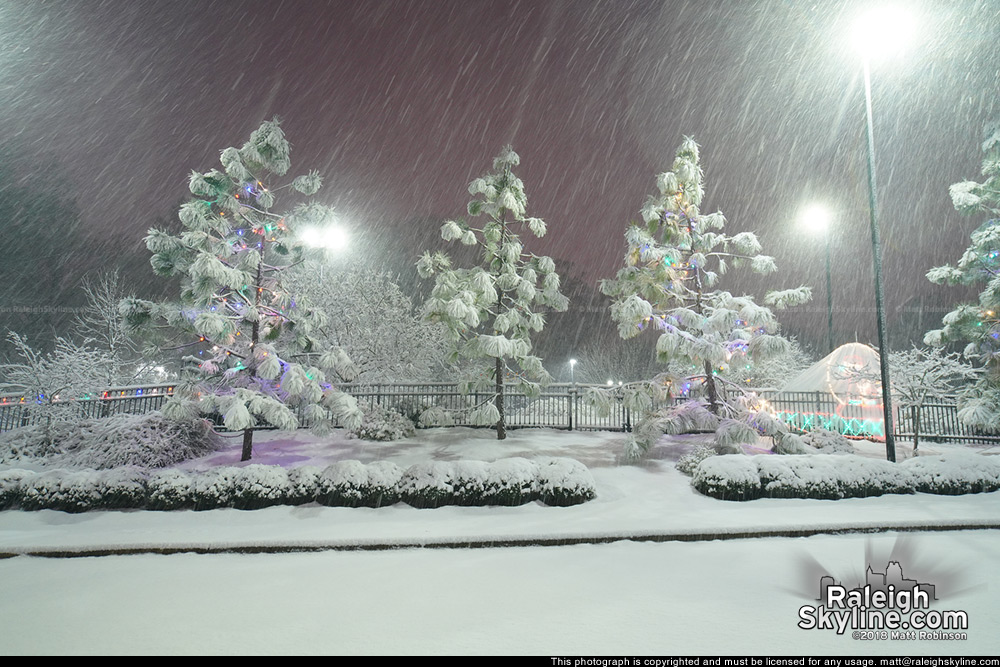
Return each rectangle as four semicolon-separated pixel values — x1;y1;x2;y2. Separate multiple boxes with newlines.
567;385;574;431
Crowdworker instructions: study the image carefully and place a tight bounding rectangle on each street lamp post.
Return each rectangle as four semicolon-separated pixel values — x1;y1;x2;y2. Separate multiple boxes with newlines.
854;7;914;463
801;205;835;354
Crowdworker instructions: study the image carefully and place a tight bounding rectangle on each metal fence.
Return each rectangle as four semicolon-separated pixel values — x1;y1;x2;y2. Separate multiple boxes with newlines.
1;382;997;443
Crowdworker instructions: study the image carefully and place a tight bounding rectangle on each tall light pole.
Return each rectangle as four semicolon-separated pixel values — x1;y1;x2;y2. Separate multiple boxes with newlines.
801;204;834;354
569;358;577;386
853;7;914;463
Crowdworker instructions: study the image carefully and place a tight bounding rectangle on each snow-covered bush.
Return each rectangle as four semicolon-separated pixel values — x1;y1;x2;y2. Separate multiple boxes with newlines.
675;444;717;477
832;457;914;498
398;461;455;509
690;453;1000;501
190;466;240;511
0;469;32;509
147;469;196;510
692;455;762;501
230;465;291;510
755;456;844;500
315;460;404;507
450;461;490;506
364;461;404;507
772;431;810;455
352;404;415;441
2;457;596;511
0;412;223;470
90;467;149;509
286;465;322;505
483;458;538;505
800;429;855;454
535;457;597;506
901;454;1000;495
18;469;105;513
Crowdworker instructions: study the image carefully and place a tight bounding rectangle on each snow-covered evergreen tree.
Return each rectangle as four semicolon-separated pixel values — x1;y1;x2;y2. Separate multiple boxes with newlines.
418;146;568;439
599;137;810;458
122;119;362;461
925;121;1000;431
286;259;448;382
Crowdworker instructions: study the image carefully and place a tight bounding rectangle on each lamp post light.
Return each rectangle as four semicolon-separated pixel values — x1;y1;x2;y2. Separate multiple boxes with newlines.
801;204;834;354
853;7;914;463
569;358;577;386
301;223;349;280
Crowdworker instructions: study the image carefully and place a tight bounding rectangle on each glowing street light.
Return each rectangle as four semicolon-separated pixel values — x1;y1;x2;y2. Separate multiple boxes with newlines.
569;358;577;386
300;221;349;280
852;6;916;463
300;225;349;252
800;204;834;354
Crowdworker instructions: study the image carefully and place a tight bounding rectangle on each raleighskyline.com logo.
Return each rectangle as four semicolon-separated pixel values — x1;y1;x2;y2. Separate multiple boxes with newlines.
797;561;968;640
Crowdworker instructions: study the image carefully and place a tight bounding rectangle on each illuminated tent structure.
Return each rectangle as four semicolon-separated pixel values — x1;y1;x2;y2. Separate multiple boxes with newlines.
769;343;885;439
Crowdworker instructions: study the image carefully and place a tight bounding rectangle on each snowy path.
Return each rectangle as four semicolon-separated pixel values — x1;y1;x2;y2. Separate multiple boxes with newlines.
2;429;999;654
1;531;997;655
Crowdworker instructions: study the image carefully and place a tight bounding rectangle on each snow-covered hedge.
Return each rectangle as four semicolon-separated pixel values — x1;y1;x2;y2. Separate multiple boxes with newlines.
0;457;596;511
902;454;1000;495
316;460;403;507
692;453;1000;501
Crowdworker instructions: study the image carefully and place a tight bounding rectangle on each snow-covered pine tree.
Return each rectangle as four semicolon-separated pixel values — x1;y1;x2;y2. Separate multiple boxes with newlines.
418;146;568;439
122;119;362;461
925;121;1000;431
599;137;810;458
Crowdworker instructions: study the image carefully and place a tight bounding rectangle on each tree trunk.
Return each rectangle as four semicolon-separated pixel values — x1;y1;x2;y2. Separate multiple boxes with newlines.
495;355;506;440
241;427;254;462
704;359;719;415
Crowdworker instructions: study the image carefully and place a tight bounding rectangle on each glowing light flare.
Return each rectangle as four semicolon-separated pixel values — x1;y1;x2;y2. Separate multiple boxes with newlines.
800;204;832;236
301;225;349;251
852;6;916;60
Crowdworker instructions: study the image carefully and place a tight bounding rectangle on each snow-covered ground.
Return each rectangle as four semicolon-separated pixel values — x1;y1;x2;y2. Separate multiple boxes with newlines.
1;428;998;655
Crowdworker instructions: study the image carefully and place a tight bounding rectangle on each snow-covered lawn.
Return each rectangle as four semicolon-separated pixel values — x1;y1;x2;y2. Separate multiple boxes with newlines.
1;427;999;655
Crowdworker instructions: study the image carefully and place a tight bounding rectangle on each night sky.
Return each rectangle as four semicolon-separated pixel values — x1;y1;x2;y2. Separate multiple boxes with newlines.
1;0;998;356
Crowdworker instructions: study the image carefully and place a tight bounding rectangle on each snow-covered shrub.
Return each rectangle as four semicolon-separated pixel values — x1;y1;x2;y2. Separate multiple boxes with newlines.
756;455;913;500
832;457;914;498
363;460;404;507
535;457;597;506
754;456;843;500
449;461;489;505
801;429;855;454
90;467;149;509
147;469;196;510
901;454;1000;495
0;412;224;470
315;460;369;507
0;469;33;509
230;465;291;510
19;469;105;512
676;444;717;477
190;466;240;510
483;458;538;505
286;465;322;505
692;455;762;501
398;461;455;509
352;405;416;442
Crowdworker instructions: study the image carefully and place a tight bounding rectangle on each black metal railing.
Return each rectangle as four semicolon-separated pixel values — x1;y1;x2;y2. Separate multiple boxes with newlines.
2;382;997;444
